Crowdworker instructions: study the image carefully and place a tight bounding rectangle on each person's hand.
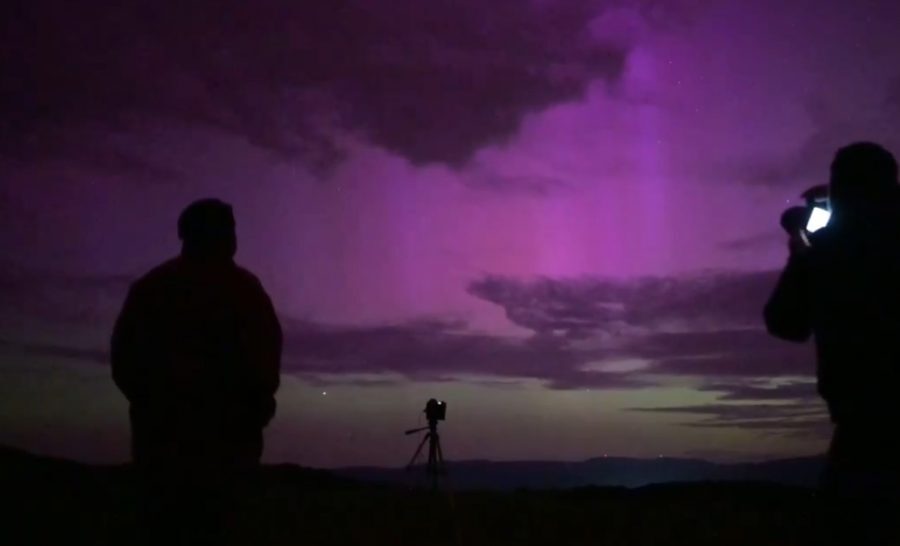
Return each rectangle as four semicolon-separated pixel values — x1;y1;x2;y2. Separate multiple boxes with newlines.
788;231;810;256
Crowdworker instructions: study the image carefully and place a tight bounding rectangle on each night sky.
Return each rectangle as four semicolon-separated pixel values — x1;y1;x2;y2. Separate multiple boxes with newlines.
3;0;900;468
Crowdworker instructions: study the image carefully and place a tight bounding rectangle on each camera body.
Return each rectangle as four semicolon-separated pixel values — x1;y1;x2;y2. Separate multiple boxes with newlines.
425;398;446;422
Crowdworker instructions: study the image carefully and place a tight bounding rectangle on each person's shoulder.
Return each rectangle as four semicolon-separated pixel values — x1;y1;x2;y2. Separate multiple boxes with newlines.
231;263;260;282
130;258;182;292
229;264;276;307
231;263;266;289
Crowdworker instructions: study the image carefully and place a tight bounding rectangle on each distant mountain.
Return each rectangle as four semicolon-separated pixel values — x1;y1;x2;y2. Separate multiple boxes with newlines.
337;455;827;490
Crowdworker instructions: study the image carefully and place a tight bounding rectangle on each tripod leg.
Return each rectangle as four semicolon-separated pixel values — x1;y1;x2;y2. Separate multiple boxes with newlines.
428;434;437;469
435;435;445;474
428;435;438;490
406;433;430;470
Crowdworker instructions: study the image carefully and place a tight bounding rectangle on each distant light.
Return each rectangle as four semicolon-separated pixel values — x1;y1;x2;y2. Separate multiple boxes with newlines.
322;391;327;396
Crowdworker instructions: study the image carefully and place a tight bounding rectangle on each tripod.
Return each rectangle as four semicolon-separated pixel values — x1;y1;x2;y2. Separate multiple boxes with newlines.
405;419;445;489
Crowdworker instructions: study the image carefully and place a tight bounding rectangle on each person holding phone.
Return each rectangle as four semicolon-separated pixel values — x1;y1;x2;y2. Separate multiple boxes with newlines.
765;142;900;544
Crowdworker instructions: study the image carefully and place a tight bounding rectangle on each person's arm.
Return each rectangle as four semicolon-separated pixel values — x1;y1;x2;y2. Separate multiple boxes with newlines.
243;279;283;426
110;285;145;402
764;248;813;342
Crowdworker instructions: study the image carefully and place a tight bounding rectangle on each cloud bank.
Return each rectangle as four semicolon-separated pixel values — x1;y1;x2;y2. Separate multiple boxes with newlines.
2;0;630;172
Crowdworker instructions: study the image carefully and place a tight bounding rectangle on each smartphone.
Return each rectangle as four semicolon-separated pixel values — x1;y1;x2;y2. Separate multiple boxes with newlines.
806;207;831;233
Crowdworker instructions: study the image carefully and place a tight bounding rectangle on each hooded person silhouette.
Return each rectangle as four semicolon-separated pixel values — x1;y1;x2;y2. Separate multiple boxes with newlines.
111;199;282;544
111;198;282;469
765;142;900;544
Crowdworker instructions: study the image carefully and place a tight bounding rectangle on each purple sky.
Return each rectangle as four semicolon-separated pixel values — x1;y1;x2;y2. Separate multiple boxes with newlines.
2;0;900;467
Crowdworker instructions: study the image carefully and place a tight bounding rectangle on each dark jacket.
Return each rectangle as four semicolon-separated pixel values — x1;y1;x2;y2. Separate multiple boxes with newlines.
764;203;900;425
111;256;282;466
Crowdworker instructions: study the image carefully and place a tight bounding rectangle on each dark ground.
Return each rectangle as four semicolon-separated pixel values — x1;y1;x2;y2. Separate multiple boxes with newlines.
0;445;837;546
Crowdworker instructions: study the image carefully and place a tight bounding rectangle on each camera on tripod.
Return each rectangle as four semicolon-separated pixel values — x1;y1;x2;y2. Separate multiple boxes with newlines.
404;398;448;488
425;398;446;422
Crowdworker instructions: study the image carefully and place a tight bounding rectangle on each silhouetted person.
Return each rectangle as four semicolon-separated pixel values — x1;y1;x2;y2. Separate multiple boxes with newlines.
765;142;900;544
111;198;282;544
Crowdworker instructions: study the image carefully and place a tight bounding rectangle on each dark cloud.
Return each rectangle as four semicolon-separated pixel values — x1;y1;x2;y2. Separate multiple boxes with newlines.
638;329;814;377
298;375;401;389
1;0;627;171
630;378;828;437
631;402;823;420
1;262;818;394
631;399;829;436
468;270;780;335
698;380;819;401
280;318;645;390
468;271;816;379
0;261;131;325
